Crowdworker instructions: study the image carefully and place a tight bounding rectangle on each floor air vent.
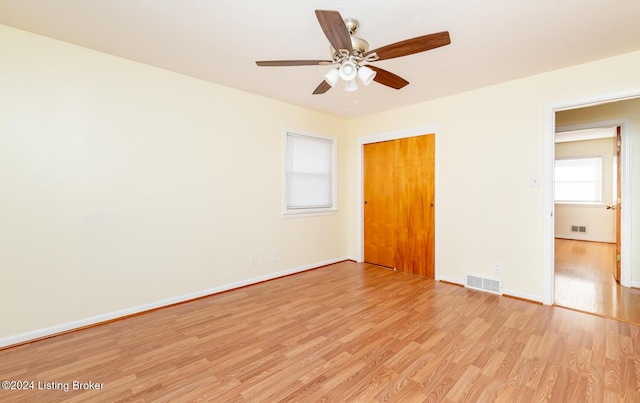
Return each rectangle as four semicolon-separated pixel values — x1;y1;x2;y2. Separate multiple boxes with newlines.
465;273;503;295
571;225;587;233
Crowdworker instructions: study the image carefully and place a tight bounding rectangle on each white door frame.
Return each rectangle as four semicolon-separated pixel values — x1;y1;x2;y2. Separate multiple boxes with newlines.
355;124;441;279
543;90;638;305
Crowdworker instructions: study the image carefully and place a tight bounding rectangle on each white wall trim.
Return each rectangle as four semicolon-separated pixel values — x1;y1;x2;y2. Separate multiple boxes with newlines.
502;289;544;304
355;124;441;279
0;257;349;349
437;275;464;286
543;89;640;305
438;275;543;303
554;235;616;244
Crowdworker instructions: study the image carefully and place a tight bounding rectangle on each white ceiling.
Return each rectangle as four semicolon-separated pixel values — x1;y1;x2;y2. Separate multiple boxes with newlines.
1;0;640;118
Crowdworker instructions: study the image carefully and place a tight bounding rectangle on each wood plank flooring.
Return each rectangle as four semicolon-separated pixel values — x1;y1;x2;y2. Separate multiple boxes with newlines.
555;238;640;324
1;261;640;402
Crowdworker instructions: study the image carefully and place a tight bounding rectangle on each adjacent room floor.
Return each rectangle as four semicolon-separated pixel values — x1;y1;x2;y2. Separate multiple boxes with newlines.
554;238;640;324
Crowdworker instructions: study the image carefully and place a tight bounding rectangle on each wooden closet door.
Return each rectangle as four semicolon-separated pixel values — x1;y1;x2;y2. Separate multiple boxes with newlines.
364;140;396;269
364;134;435;277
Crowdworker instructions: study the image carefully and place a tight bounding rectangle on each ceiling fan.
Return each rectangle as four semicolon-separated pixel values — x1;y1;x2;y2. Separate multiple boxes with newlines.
255;10;451;94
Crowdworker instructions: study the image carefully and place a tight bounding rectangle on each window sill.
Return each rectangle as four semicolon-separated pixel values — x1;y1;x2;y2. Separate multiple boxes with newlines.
283;209;338;219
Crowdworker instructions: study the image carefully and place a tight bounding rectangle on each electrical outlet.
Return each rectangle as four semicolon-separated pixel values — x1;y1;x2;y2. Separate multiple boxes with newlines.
494;264;501;274
271;252;278;263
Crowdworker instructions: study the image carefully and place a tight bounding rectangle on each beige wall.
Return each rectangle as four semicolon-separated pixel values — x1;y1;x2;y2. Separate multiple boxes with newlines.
554;138;616;242
0;25;349;342
556;99;640;284
3;21;640;343
347;50;640;300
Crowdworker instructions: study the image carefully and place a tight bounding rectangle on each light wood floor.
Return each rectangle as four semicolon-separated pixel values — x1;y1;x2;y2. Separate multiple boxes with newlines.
2;261;640;402
555;238;640;324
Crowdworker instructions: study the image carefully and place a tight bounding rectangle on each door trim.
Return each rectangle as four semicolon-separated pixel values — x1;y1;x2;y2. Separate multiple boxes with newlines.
356;124;441;279
543;90;639;305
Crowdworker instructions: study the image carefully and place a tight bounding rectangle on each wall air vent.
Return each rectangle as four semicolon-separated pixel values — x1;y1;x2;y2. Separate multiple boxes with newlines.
570;225;587;233
465;273;503;295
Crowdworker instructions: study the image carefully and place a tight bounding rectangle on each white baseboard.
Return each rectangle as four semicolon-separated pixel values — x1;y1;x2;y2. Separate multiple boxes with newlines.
555;235;615;244
632;280;640;289
0;257;349;349
437;275;543;304
502;288;544;304
437;275;464;286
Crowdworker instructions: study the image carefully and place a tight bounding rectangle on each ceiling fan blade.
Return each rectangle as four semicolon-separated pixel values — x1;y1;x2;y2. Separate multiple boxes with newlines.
313;80;332;95
367;66;409;89
365;31;450;61
315;10;353;55
256;60;333;67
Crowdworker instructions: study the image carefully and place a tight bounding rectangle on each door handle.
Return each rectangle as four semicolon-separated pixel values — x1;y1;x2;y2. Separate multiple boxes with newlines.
606;205;617;210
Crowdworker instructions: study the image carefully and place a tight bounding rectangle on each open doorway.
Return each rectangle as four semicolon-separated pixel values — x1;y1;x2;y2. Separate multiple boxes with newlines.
544;97;640;323
552;125;620;317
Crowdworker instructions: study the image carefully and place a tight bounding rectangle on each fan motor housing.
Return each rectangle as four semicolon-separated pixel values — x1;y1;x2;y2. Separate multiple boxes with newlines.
331;36;369;60
329;18;369;59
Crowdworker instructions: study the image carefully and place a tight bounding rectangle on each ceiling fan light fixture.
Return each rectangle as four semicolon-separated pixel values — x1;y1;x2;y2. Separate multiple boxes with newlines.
256;10;452;96
323;68;340;87
357;65;376;86
344;78;359;92
338;60;357;81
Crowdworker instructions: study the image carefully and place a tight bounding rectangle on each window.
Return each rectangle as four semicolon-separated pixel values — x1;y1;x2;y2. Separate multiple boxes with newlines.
555;157;602;203
284;131;336;216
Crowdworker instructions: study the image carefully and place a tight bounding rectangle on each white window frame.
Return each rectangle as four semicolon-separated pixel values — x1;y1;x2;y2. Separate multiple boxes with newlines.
554;156;603;204
283;129;337;217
